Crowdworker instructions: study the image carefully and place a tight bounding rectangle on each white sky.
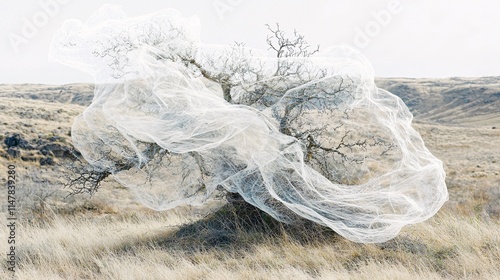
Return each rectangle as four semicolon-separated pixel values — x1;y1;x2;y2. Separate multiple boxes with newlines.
1;0;499;84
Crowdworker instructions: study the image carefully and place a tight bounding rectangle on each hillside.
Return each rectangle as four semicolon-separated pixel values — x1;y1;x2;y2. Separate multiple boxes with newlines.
1;77;499;127
0;84;94;106
376;76;500;126
0;78;499;279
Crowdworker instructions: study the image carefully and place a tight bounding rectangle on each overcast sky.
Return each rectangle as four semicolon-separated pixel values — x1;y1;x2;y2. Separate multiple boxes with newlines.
1;0;499;84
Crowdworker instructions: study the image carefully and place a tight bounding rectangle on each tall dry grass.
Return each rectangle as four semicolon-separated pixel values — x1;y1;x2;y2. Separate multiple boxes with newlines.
0;204;498;280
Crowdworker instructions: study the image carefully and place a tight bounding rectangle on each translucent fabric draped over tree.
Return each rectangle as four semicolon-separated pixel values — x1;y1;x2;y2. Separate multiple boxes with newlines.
50;5;448;243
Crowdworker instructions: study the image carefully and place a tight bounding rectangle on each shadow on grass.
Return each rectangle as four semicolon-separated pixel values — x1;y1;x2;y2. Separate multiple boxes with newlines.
152;195;340;253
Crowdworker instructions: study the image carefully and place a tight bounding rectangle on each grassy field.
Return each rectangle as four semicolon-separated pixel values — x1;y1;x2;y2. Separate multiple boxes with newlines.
1;81;499;279
3;210;498;279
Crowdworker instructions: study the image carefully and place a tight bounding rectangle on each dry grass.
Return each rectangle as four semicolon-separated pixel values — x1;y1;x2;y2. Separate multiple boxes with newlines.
1;83;499;279
0;209;498;279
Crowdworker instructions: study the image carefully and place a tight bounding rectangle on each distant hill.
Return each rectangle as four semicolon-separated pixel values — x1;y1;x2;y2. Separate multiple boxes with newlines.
376;77;500;127
1;77;499;127
0;84;94;106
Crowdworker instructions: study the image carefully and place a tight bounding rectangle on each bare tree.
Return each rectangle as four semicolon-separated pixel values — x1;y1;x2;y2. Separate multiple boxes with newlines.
51;10;447;243
65;23;393;209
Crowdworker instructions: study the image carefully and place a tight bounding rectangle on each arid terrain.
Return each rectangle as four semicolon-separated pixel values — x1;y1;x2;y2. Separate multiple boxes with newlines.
0;78;499;279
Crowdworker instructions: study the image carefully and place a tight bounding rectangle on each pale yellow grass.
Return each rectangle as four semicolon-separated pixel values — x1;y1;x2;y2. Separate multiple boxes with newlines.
1;209;497;280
